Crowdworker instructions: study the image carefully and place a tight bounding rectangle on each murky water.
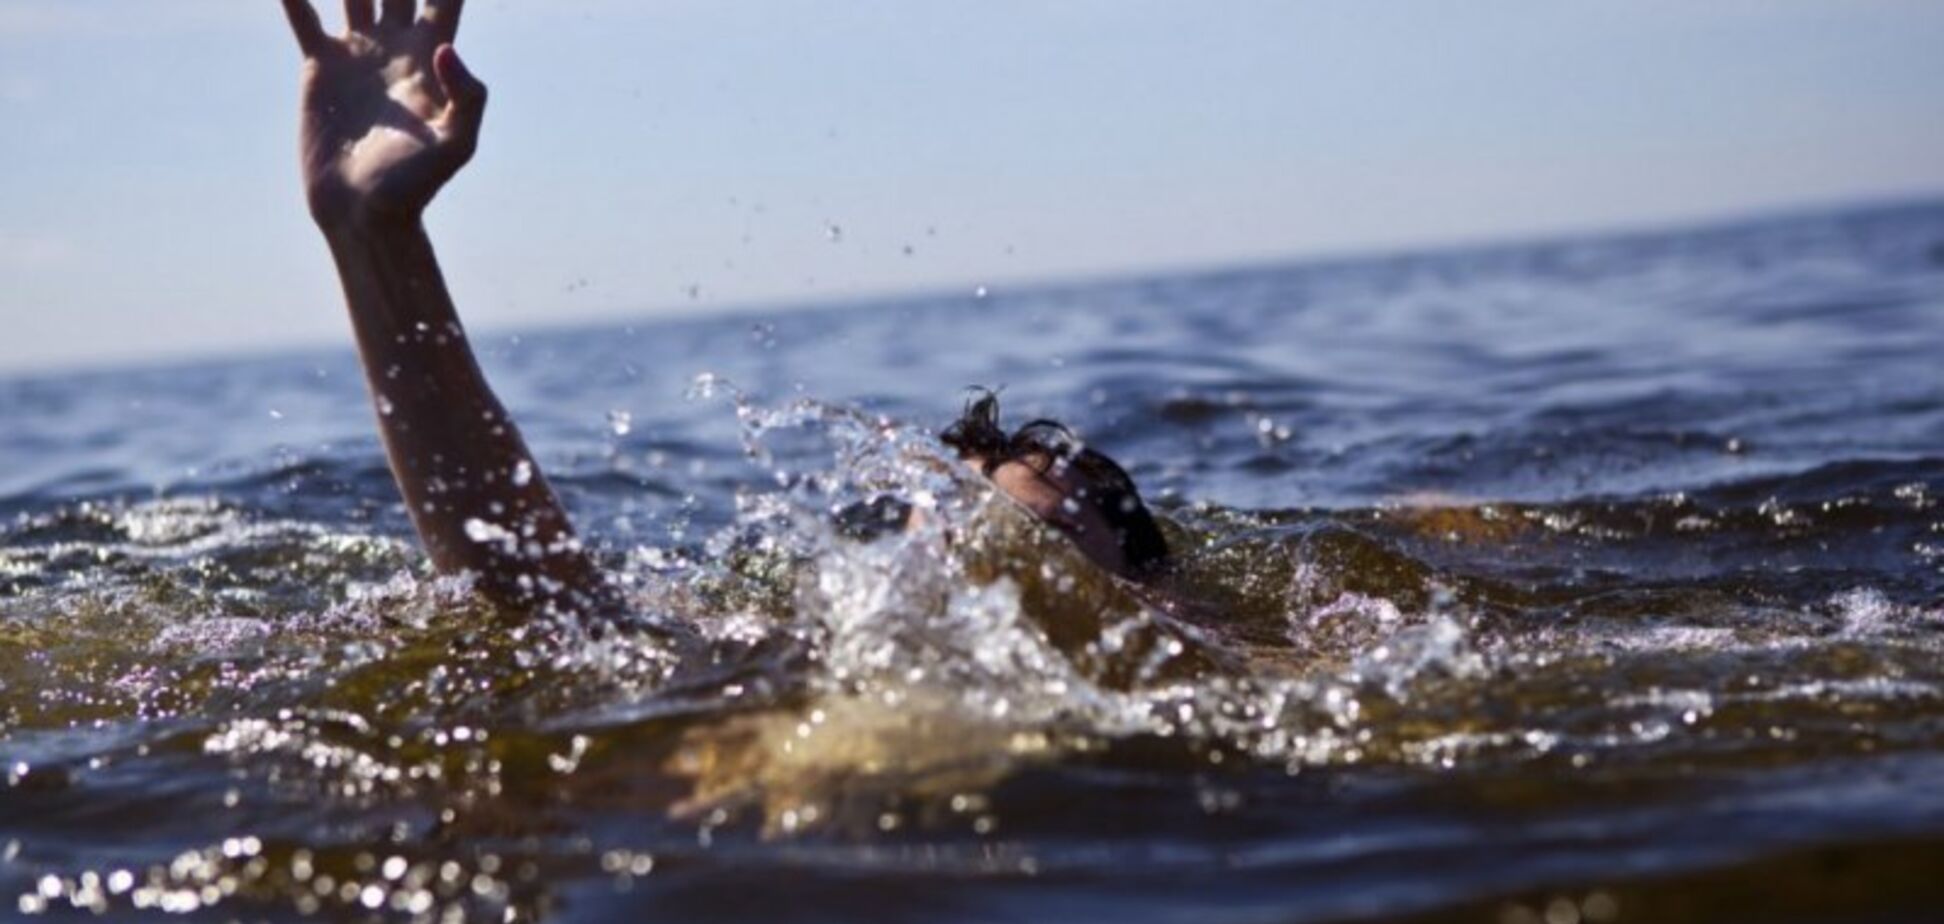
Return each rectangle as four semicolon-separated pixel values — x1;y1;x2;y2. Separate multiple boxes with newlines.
3;201;1943;922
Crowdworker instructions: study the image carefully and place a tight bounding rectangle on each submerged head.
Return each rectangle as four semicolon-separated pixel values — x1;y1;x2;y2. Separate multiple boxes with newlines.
940;390;1169;581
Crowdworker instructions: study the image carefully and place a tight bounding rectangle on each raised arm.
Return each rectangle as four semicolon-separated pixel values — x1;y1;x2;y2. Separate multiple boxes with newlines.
279;0;608;614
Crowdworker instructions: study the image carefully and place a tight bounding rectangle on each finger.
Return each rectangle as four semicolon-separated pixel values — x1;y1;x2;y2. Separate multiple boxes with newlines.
279;0;327;56
343;0;374;31
381;0;416;29
433;44;488;137
424;0;464;42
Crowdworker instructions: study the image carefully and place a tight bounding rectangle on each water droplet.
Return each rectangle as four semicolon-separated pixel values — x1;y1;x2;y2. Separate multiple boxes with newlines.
973;285;990;300
511;460;533;487
687;372;732;401
608;410;633;437
464;518;506;544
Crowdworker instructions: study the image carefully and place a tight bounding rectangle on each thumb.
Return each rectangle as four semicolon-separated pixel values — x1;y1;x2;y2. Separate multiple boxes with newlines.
434;45;488;125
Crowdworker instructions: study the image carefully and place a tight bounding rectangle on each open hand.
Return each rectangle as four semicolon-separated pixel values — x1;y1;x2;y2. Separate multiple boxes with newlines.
280;0;483;226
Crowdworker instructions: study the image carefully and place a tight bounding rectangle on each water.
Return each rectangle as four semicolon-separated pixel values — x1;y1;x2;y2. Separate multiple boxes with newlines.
3;200;1942;922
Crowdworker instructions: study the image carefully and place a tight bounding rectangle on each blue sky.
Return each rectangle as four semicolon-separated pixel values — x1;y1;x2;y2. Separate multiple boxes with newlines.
3;1;1942;375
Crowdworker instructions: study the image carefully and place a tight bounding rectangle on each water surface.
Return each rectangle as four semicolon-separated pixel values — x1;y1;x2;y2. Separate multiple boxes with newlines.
4;200;1944;922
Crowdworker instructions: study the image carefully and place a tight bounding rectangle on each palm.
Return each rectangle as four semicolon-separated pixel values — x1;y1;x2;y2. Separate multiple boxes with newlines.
282;0;482;222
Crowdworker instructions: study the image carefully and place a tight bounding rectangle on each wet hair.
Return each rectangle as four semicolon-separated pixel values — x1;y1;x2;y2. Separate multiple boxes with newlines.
940;390;1169;576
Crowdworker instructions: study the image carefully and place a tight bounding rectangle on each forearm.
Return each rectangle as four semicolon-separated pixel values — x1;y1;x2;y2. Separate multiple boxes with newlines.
322;215;606;612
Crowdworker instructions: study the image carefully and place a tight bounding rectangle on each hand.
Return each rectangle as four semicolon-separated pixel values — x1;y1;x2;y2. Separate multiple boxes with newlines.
280;0;484;227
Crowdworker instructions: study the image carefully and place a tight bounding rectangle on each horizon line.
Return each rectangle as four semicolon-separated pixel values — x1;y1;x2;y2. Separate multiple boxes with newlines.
6;186;1941;384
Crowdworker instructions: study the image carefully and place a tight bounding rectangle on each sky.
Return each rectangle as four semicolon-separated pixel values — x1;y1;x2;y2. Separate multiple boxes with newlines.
3;0;1943;376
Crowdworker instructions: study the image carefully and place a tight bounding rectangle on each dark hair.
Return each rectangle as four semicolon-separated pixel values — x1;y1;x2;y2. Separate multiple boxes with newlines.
940;390;1169;575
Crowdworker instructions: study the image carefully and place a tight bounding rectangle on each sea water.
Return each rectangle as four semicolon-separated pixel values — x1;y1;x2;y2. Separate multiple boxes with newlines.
2;200;1942;922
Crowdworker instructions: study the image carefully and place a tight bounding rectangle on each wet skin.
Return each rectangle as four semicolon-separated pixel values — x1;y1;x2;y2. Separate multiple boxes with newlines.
966;452;1142;580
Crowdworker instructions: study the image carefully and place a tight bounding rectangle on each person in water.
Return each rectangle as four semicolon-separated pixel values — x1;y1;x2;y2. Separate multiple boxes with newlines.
275;0;1168;616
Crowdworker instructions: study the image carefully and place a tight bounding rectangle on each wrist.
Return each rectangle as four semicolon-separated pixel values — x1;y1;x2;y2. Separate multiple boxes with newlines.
317;207;458;338
315;204;424;241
